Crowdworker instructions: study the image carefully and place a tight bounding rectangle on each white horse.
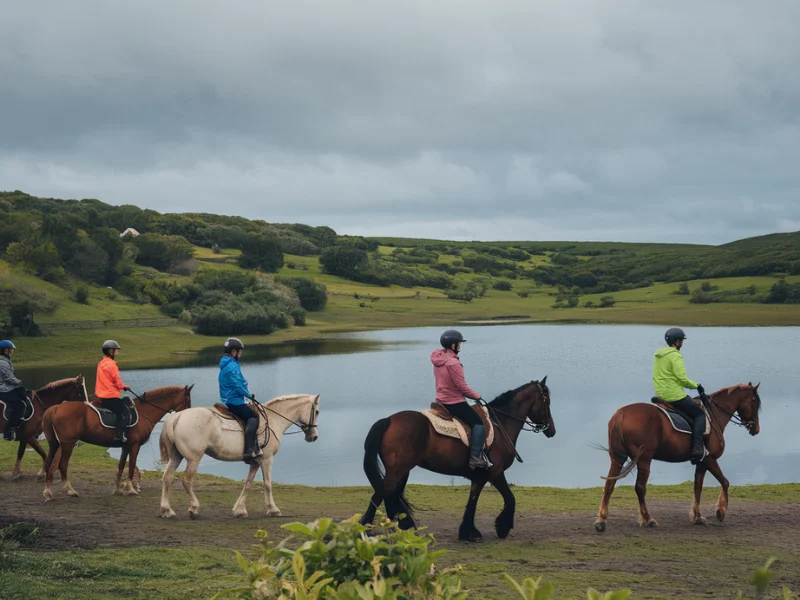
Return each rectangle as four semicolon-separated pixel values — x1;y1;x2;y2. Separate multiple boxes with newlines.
158;393;320;519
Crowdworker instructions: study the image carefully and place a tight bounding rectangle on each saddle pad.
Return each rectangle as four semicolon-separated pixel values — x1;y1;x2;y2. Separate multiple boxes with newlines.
654;405;711;436
421;403;494;449
89;398;139;430
0;396;34;422
209;405;270;441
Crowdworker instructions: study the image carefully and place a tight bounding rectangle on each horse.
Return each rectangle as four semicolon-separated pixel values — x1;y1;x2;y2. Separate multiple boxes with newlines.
360;378;556;542
594;383;762;532
158;393;320;519
41;384;194;501
0;376;88;478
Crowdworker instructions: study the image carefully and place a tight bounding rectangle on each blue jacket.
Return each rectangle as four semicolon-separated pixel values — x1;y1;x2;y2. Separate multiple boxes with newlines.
218;356;253;406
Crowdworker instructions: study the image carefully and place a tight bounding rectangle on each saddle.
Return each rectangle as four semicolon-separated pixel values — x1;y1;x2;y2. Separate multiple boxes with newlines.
0;394;34;422
651;397;711;436
212;403;250;429
88;397;139;430
421;402;495;449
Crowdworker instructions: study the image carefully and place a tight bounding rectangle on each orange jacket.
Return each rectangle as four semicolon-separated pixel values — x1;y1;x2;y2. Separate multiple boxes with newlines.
95;356;126;399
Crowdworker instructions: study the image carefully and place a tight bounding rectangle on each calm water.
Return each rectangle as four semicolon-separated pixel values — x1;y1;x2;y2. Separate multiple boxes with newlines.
16;325;800;488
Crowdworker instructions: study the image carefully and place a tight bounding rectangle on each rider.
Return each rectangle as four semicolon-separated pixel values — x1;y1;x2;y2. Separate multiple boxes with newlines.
653;327;708;465
95;340;132;443
0;340;29;441
431;330;492;470
218;337;262;463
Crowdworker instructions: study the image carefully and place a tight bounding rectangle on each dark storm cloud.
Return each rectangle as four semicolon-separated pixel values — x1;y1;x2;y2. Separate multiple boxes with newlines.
2;0;800;242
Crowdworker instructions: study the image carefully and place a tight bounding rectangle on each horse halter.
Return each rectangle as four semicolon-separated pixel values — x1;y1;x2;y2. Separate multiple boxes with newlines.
485;381;551;434
711;389;759;433
262;398;318;435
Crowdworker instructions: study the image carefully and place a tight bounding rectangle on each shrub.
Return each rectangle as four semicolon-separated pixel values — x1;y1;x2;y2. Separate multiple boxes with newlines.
74;285;90;305
290;307;307;326
517;291;530;298
690;289;714;304
493;280;512;291
133;233;194;272
238;234;284;272
676;282;690;295
599;295;616;308
278;277;328;311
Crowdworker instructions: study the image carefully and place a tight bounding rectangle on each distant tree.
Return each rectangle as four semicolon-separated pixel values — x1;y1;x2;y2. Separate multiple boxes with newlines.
74;285;90;305
566;296;580;308
319;246;369;278
68;238;110;283
676;282;690;295
133;233;194;272
278;277;328;311
493;280;513;291
600;295;616;308
238;235;284;272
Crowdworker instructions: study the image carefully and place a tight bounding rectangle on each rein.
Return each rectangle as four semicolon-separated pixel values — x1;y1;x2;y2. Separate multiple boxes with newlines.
259;400;317;436
710;393;756;430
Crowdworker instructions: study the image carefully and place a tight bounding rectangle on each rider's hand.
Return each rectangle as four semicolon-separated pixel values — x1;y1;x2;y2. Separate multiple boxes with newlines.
123;386;131;391
696;384;705;395
250;394;257;402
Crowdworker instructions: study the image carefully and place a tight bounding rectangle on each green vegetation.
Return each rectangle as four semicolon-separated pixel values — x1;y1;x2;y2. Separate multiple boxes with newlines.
3;190;800;366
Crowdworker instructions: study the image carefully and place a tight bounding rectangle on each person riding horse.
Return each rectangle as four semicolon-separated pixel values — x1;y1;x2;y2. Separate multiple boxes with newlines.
0;340;30;441
431;329;491;470
653;327;708;464
95;340;132;443
218;337;262;463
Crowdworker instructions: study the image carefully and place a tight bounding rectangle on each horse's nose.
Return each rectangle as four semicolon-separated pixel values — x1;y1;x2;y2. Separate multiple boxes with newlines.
312;434;319;442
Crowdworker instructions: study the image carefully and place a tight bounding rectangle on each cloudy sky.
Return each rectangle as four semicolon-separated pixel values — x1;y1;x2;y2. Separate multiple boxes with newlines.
2;1;799;244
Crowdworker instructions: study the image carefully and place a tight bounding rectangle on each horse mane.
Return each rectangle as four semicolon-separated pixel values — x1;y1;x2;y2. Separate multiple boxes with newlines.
266;393;313;405
37;377;79;392
489;381;540;408
145;385;185;398
711;384;762;411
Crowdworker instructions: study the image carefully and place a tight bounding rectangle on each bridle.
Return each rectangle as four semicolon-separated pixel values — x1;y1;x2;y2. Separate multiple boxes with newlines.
129;386;192;415
261;397;318;436
710;388;759;433
478;381;552;464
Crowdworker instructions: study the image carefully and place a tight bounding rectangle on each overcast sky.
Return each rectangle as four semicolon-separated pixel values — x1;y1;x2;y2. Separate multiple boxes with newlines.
2;1;799;244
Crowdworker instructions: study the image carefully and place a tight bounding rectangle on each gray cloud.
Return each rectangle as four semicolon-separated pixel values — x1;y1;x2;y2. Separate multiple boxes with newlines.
2;0;800;242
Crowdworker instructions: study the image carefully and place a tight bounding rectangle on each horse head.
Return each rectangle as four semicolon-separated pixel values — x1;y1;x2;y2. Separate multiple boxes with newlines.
301;394;320;443
737;382;762;436
531;375;556;438
35;375;89;407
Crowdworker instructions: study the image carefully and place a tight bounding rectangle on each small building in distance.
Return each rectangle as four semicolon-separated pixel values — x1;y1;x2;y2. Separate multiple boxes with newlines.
120;228;140;238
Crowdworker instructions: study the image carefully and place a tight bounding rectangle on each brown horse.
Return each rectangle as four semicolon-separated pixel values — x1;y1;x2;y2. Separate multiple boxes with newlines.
594;383;762;532
360;378;556;541
42;384;193;500
0;376;88;478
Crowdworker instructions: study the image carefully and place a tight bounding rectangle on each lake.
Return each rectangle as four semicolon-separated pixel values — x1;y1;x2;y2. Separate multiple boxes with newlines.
16;324;800;488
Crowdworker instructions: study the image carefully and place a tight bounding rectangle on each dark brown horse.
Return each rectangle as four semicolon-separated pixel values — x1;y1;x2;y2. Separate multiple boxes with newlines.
0;376;88;478
42;385;193;500
595;383;762;531
360;378;556;541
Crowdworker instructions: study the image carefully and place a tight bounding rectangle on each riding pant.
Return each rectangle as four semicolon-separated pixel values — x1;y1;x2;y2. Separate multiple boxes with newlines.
0;386;28;434
99;397;128;441
672;395;706;448
225;403;259;455
443;401;482;427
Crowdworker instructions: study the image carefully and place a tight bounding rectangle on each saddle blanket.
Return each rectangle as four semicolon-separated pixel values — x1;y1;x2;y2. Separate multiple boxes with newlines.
89;397;139;430
0;396;34;422
421;403;494;449
654;404;711;436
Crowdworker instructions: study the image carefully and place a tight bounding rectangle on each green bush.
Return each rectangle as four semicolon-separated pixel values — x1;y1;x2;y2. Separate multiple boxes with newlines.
493;280;513;291
74;285;90;305
238;234;285;272
278;277;328;311
132;233;194;272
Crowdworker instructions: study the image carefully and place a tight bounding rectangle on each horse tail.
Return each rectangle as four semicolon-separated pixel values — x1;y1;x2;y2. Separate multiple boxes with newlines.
159;413;177;463
41;406;57;445
363;417;391;492
601;410;643;481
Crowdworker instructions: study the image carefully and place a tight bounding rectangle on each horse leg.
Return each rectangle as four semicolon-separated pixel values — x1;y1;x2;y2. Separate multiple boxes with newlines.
690;462;709;525
635;460;656;527
232;461;260;518
160;449;183;519
259;456;282;517
114;449;129;495
182;458;202;519
705;457;730;523
492;473;516;539
28;437;48;478
361;491;384;526
11;438;27;478
58;442;80;498
134;467;142;493
459;473;489;542
43;438;60;502
122;444;140;496
391;474;415;530
594;457;624;532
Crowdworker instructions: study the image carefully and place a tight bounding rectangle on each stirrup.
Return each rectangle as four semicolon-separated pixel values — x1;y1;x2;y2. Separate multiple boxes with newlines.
3;429;17;441
690;447;708;465
469;453;492;470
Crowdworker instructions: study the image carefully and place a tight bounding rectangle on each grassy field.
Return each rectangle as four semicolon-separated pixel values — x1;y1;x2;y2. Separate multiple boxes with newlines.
1;443;799;599
5;247;800;369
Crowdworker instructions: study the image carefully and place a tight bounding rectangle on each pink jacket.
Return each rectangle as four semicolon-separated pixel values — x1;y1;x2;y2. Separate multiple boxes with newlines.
431;349;480;405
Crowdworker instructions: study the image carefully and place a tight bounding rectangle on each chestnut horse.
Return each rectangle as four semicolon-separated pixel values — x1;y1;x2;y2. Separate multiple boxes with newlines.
42;384;193;500
0;376;88;478
594;383;761;532
360;378;556;541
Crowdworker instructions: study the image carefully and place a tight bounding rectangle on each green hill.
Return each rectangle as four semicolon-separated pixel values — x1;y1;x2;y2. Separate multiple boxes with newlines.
2;190;800;367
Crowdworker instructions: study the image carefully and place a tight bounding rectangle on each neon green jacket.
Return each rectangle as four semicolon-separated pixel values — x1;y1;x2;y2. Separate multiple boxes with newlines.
652;347;698;402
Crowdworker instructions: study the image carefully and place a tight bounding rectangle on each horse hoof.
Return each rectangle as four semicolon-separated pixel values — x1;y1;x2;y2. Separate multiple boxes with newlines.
233;511;248;518
11;472;21;480
161;509;176;519
595;521;606;533
189;511;199;520
694;517;708;527
266;509;282;517
43;492;54;502
112;489;123;496
645;519;658;528
716;509;725;522
66;490;80;498
122;490;139;497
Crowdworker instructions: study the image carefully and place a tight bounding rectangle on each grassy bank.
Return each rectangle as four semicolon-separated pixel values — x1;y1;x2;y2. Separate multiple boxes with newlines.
1;443;799;599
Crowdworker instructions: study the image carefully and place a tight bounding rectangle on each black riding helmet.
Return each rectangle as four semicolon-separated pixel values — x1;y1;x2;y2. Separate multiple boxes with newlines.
665;327;686;346
440;329;466;351
223;337;244;354
102;340;121;357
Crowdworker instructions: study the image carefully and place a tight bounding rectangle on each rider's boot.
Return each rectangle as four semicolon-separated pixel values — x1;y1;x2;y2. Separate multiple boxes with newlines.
690;417;708;465
468;424;492;470
244;418;261;463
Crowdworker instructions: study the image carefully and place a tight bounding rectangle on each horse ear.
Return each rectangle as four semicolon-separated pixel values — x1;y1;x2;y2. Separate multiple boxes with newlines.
748;381;752;387
755;382;760;390
314;394;320;404
541;375;547;387
188;384;195;392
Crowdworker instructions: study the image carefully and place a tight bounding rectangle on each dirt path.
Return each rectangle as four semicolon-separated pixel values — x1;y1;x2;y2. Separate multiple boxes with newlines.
2;470;799;598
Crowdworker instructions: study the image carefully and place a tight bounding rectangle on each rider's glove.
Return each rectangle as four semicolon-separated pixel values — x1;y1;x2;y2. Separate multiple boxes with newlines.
696;384;705;395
